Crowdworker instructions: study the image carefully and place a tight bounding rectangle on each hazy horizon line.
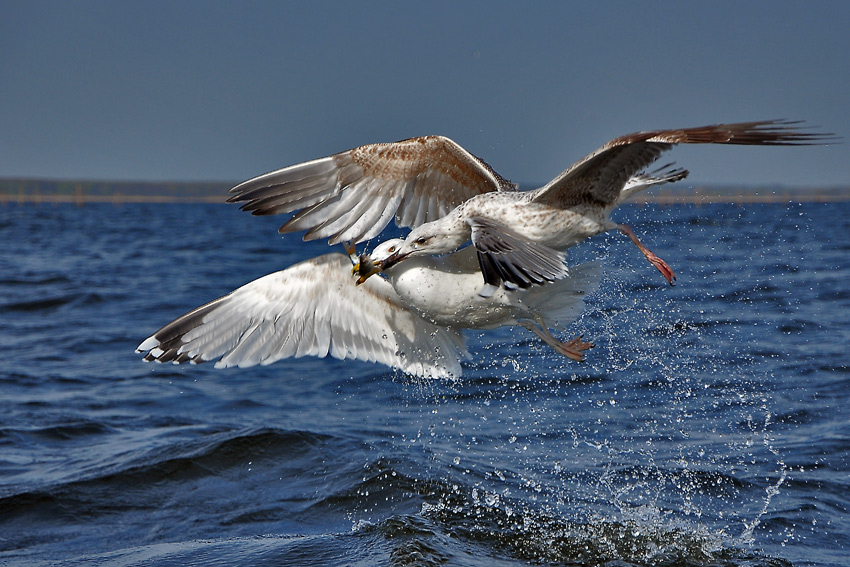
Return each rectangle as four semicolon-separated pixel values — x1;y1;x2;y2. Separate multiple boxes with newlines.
3;177;849;206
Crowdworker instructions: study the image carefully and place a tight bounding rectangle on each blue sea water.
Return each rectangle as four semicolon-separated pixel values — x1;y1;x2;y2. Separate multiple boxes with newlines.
0;200;848;566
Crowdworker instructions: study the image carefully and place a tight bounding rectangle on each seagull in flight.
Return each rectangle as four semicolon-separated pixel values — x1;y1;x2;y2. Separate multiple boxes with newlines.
228;120;831;293
136;242;600;379
354;239;599;361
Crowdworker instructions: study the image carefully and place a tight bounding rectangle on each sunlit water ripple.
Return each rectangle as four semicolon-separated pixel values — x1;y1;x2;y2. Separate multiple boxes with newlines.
0;201;847;566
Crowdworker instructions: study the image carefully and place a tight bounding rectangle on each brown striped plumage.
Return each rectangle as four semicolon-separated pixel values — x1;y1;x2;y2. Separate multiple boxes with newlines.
227;120;834;290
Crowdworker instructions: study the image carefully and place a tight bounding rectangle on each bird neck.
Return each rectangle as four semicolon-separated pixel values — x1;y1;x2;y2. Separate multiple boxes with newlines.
383;254;439;282
433;213;473;252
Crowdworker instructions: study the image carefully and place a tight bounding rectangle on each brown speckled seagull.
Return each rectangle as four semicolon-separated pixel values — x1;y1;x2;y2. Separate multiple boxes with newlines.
228;120;831;293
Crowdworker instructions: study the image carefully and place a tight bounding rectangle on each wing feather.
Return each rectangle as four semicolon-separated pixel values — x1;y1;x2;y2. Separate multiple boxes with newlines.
227;136;514;244
136;254;468;379
532;120;834;208
469;217;569;290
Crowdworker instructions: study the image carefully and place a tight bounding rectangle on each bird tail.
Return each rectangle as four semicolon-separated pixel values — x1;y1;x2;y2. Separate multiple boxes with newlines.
618;163;689;204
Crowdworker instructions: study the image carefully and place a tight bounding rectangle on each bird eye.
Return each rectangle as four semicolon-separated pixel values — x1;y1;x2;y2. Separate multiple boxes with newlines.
388;246;396;253
415;236;428;245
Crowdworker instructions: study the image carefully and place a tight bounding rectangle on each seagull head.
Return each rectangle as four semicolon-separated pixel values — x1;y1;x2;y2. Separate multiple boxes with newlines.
354;219;468;283
352;238;406;285
381;219;468;268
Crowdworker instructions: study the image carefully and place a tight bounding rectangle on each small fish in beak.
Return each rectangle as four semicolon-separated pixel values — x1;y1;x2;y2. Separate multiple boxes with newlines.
345;238;411;285
353;253;382;285
342;241;378;284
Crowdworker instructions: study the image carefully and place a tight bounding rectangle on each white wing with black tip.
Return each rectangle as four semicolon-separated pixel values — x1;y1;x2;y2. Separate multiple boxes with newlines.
136;253;470;379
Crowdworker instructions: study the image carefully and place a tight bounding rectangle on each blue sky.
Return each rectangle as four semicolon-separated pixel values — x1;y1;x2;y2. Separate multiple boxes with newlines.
1;1;847;187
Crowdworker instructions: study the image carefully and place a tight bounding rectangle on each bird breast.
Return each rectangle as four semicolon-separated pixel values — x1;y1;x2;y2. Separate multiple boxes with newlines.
386;257;519;329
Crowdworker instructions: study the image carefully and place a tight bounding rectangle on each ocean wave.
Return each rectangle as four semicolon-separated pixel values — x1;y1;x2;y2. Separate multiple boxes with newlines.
0;294;80;312
0;421;818;567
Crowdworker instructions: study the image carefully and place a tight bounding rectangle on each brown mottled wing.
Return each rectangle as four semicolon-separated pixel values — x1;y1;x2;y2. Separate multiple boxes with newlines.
227;136;515;245
532;120;833;209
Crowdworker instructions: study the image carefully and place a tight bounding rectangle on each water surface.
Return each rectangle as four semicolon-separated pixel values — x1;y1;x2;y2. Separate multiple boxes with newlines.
1;201;848;566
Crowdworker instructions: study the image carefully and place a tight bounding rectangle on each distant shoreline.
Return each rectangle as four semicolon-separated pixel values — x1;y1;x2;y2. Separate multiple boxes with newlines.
4;194;850;205
2;178;849;205
1;193;227;205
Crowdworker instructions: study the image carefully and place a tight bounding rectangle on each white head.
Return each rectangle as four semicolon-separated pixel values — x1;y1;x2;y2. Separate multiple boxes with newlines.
369;238;406;264
353;215;470;284
352;238;406;284
389;217;470;262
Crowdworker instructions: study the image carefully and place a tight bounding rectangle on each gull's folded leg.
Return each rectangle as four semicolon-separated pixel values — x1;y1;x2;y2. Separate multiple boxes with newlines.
617;224;676;285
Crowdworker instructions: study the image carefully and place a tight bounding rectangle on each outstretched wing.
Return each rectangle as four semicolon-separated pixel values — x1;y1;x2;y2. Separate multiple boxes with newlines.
227;136;516;245
532;120;833;209
136;254;469;379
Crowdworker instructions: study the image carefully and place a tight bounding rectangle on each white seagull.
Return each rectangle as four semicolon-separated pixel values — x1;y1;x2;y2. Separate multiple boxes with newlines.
228;120;830;292
136;242;600;379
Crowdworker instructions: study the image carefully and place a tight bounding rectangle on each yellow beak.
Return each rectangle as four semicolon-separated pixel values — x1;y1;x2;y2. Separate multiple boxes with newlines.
350;251;382;286
354;263;381;285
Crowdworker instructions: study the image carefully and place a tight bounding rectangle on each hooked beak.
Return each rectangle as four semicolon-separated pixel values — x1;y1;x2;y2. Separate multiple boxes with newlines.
379;249;410;272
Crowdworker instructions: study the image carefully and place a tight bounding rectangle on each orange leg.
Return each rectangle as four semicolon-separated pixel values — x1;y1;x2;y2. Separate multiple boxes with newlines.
617;224;676;285
522;321;594;362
